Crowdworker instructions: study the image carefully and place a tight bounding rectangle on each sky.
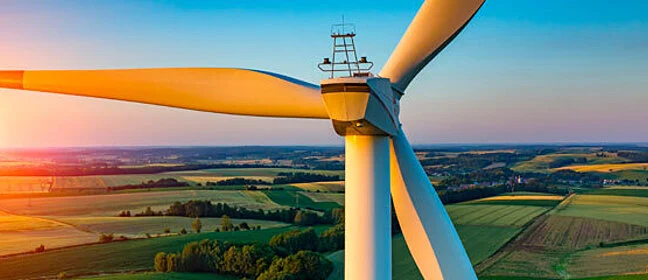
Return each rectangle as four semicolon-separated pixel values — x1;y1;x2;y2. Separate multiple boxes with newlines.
0;0;647;147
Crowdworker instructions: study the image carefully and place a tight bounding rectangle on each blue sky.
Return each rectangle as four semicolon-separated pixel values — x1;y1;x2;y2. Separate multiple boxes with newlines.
0;0;647;147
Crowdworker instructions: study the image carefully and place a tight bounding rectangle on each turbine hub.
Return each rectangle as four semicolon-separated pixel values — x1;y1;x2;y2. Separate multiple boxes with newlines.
320;77;400;136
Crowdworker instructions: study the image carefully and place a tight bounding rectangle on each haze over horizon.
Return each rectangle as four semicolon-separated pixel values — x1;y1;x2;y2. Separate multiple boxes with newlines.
1;0;647;148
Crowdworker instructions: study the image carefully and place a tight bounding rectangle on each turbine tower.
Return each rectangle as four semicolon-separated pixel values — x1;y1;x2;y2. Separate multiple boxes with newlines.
0;0;485;279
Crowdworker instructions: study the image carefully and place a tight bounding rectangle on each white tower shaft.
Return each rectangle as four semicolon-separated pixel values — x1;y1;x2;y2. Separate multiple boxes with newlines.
345;135;392;280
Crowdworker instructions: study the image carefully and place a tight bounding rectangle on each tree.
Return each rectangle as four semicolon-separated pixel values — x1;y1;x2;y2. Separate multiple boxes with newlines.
269;228;318;254
166;253;179;272
180;228;188;235
294;210;317;226
192;217;202;233
221;214;234;232
164;227;171;234
257;251;333;280
99;233;114;243
154;252;167;272
239;222;250;230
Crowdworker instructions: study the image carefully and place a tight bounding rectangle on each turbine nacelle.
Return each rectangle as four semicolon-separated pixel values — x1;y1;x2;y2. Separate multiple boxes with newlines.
320;76;400;136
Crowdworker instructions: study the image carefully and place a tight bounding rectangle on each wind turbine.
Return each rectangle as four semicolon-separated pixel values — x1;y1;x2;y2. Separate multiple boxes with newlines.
0;0;485;279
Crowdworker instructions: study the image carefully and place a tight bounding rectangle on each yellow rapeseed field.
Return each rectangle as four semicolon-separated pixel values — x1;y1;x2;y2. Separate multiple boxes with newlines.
556;163;648;172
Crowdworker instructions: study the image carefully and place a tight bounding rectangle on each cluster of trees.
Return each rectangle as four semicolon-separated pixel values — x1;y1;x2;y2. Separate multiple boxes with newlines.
436;168;515;190
421;152;535;174
154;239;332;280
107;178;188;191
548;157;587;168
206;178;271;186
618;151;648;163
216;215;261;232
130;200;338;226
272;172;340;184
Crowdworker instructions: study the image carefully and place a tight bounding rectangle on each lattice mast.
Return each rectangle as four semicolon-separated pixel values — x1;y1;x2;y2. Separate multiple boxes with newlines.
318;20;373;78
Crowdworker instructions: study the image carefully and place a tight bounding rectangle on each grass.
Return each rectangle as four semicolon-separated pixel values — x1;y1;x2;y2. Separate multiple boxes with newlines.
327;227;522;280
583;187;648;198
0;190;281;217
481;194;648;279
516;215;648;250
300;191;345;205
578;274;648;280
325;235;424;280
447;205;548;227
566;244;648;278
0;225;328;280
263;190;341;211
291;181;345;192
554;195;648;227
466;194;564;207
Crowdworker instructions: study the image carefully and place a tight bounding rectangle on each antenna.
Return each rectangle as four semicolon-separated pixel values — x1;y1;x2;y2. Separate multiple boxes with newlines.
318;19;373;78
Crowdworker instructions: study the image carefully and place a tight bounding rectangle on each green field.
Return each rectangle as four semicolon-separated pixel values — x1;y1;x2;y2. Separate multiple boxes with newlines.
554;195;648;227
480;194;648;279
566;244;648;278
584;187;648;198
291;181;345;192
447;204;548;227
301;191;345;205
263;190;341;211
0;225;328;280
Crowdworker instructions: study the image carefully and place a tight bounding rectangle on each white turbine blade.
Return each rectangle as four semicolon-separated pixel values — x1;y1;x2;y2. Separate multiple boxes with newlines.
390;128;476;279
0;68;328;119
380;0;485;92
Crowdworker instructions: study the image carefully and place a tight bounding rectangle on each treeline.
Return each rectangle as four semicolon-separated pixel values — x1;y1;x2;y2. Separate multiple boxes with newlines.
272;172;340;184
132;200;341;226
205;178;271;186
0;164;284;177
437;181;570;204
155;240;332;279
437;168;515;190
548;157;587;168
618;151;648;163
154;227;343;279
421;152;535;173
107;178;188;191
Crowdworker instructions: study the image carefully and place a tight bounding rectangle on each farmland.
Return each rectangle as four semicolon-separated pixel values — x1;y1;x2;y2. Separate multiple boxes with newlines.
291;181;345;192
557;163;648;173
262;190;341;211
0;211;98;256
554;195;648;227
0;176;52;194
58;216;288;237
0;190;282;217
0;226;321;280
3;145;648;279
479;193;648;279
511;152;626;173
